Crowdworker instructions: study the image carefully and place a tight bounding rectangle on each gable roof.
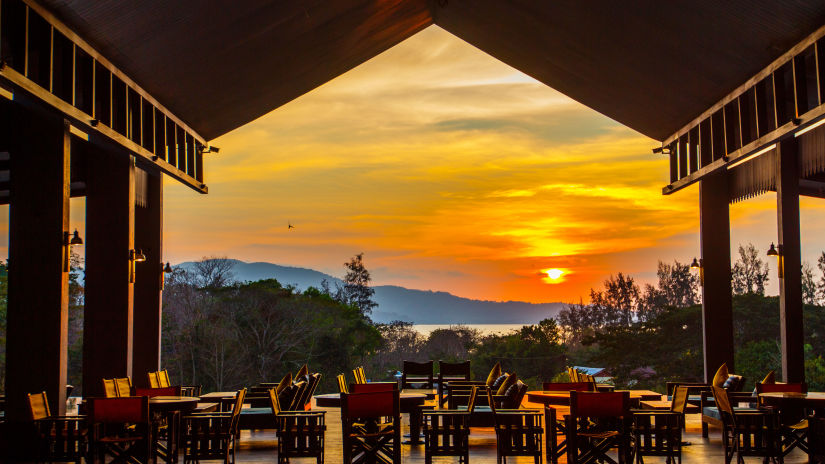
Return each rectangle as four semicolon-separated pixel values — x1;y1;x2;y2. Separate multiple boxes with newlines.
38;0;825;141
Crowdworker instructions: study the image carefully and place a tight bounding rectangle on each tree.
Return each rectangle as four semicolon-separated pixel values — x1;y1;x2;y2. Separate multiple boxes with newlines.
341;253;377;315
194;257;235;288
732;243;770;295
603;273;640;326
818;252;825;302
802;261;819;305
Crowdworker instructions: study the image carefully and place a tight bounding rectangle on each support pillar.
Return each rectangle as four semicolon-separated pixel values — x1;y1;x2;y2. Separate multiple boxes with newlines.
83;149;135;396
133;169;163;385
699;172;735;382
5;102;71;421
776;137;804;383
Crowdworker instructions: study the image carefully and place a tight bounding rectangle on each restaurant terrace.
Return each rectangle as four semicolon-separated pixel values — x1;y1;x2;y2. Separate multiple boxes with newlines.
2;1;825;463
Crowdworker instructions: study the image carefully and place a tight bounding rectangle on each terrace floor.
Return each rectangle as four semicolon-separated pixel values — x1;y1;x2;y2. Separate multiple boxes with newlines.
232;397;810;463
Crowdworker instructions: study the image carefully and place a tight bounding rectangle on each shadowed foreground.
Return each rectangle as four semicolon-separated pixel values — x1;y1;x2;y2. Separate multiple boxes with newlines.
230;398;810;463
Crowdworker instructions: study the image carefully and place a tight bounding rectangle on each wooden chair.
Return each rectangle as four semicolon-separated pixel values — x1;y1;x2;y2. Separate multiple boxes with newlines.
182;388;246;464
352;367;367;385
337;374;349;394
712;385;783;464
423;386;478;464
159;370;172;388
755;382;809;457
103;379;119;398
401;360;434;390
115;377;133;397
566;391;631;464
28;391;88;464
341;390;401;464
86;396;151;464
543;382;598;463
437;360;471;407
269;388;326;463
487;387;543;464
147;372;161;388
629;386;688;464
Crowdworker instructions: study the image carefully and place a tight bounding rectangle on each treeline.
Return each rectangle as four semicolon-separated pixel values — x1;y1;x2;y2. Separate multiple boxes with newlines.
557;244;825;391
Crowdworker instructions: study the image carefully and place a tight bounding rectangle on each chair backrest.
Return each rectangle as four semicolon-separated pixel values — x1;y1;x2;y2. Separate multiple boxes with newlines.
87;396;149;424
148;371;161;388
268;388;282;416
341;390;399;420
229;388;247;434
27;391;51;420
486;387;498;414
134;386;182;397
102;378;119;398
295;364;309;380
350;382;397;393
289;381;308;411
711;385;734;424
337;373;349;394
159;370;171;388
466;386;479;413
114;377;132;397
438;360;471;379
297;373;321;410
671;386;690;414
570;391;630;418
402;360;434;388
352;367;366;384
542;381;596;392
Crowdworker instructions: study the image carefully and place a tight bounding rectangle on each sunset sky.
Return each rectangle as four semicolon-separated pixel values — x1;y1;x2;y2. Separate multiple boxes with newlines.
6;26;825;303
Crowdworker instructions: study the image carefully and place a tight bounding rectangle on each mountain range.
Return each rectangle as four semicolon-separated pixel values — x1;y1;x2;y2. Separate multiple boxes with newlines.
177;259;565;325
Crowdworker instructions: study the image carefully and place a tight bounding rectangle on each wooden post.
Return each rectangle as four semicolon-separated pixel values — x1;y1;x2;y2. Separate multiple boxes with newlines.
776;137;804;383
5;102;71;421
83;148;135;396
699;172;735;381
133;168;163;385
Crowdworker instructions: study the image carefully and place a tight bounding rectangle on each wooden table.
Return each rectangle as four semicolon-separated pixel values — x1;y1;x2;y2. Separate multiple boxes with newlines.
526;390;663;407
314;392;429;444
759;391;825;412
148;396;201;463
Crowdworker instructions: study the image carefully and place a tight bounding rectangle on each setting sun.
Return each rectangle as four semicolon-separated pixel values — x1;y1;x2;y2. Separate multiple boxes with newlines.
542;268;565;284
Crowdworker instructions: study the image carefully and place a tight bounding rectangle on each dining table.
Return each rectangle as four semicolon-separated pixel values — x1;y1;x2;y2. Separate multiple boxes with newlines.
526;389;663;407
759;391;825;412
148;396;201;464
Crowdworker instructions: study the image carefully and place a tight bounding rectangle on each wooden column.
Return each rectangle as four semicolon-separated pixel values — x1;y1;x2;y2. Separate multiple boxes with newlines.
133;169;163;385
83;149;135;396
5;103;71;421
776;137;804;383
699;172;735;381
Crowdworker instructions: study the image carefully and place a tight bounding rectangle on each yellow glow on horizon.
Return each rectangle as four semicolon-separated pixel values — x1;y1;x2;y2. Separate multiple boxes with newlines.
544;268;565;282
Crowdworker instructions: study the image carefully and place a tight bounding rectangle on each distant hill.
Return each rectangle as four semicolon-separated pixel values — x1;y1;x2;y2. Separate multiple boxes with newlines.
177;259;565;325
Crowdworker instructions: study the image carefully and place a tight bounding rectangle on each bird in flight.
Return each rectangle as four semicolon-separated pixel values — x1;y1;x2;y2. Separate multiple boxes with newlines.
288;222;295;230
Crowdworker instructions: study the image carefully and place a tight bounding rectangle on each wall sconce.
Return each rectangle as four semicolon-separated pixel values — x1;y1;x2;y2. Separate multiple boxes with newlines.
767;243;784;278
690;257;704;286
63;229;83;272
129;249;147;283
160;262;172;289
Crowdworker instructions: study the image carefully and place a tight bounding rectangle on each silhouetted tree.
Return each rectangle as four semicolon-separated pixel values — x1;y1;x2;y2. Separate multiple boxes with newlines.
818;252;825;302
342;253;377;315
732;243;770;295
803;261;819;305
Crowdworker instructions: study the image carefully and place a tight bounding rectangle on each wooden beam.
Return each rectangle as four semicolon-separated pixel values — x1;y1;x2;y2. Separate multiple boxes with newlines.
132;169;163;385
699;172;735;381
4;98;70;422
83;146;135;396
776;137;805;383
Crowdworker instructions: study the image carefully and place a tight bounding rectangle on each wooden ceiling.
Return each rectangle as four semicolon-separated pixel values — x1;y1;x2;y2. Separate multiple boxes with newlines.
38;0;825;141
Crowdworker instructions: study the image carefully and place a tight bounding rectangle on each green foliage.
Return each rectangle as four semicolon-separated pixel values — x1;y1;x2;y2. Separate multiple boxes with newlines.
162;268;381;394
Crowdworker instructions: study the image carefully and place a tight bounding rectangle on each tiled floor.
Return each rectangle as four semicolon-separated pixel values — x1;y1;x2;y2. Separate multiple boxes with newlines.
231;398;811;463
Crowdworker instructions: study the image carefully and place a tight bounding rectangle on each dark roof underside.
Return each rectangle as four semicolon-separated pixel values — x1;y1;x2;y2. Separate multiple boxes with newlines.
39;0;825;141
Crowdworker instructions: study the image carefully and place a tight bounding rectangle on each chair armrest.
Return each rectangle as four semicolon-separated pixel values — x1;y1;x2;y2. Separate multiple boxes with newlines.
423;410;471;416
